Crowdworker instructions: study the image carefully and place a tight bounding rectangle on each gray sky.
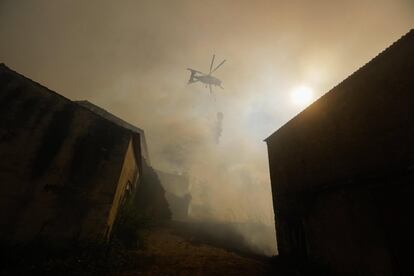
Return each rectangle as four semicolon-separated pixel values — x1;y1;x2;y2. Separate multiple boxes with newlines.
1;0;413;255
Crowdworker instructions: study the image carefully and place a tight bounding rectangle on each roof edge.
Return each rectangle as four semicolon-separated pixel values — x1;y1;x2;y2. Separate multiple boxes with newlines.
0;63;74;103
264;28;414;142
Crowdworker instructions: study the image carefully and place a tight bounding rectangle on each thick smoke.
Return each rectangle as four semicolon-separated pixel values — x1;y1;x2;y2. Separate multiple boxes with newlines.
1;0;413;256
214;112;223;144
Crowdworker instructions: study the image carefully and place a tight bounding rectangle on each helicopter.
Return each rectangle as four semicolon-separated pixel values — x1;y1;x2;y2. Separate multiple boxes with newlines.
187;54;226;94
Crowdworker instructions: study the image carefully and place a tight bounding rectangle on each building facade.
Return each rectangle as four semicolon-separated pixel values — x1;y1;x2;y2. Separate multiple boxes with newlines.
266;30;414;275
0;64;142;245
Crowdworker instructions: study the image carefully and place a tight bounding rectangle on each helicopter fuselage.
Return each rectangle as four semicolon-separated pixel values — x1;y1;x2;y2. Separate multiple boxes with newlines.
195;74;222;87
187;68;223;88
187;54;226;93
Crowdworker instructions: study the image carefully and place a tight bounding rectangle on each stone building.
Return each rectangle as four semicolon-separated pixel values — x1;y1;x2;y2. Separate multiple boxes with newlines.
266;30;414;275
0;64;145;245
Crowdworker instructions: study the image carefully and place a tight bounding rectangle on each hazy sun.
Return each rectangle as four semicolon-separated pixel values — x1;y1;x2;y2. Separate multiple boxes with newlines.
291;85;314;107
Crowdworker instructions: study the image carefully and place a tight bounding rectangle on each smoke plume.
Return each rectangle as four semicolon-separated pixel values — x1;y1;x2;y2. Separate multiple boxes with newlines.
1;0;413;256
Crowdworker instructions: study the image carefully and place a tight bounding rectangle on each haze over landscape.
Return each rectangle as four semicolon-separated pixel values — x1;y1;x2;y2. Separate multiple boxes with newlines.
1;0;413;255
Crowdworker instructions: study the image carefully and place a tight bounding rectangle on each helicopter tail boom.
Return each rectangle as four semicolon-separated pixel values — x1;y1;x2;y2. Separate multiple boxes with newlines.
187;68;202;84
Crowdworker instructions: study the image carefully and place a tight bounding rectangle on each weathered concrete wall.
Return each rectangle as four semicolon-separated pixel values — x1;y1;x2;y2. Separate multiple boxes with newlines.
0;64;134;245
266;30;414;274
301;179;412;275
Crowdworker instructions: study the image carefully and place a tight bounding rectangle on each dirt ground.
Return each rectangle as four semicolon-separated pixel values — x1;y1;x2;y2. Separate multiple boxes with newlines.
116;223;271;275
0;222;275;275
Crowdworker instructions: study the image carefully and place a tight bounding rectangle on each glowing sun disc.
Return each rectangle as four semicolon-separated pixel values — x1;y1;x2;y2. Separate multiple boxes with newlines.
291;85;314;107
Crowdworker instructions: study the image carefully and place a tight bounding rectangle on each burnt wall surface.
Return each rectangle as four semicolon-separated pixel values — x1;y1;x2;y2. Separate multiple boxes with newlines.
0;64;131;244
266;30;414;275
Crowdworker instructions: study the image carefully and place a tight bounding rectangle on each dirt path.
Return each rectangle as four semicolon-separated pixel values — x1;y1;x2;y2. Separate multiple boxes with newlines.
117;224;271;275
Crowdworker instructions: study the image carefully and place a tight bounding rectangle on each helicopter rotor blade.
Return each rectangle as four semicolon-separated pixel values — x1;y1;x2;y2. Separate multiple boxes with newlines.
209;54;215;74
211;59;226;74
